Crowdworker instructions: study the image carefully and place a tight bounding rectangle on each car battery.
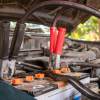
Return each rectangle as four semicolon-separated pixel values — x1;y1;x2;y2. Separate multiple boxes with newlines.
10;72;90;100
35;73;90;100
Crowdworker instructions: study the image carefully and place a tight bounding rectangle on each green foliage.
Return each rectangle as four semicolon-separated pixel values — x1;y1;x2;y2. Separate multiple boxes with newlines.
70;16;100;41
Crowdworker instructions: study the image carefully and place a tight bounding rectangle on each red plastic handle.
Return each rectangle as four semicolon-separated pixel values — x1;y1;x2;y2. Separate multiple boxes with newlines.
54;27;66;55
50;27;58;53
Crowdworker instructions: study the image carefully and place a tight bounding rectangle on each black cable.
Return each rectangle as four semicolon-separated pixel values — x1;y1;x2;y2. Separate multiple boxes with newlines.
19;0;100;23
45;71;100;100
